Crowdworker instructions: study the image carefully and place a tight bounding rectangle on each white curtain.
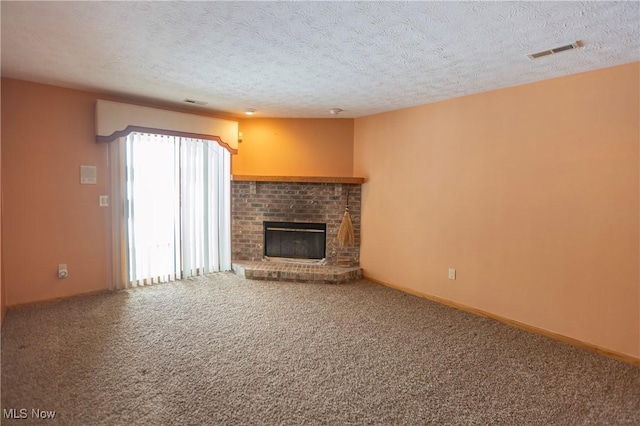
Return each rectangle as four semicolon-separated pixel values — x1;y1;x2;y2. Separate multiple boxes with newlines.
109;132;230;290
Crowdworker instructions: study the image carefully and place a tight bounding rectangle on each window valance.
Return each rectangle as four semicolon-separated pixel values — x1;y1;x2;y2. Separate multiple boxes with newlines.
95;100;238;154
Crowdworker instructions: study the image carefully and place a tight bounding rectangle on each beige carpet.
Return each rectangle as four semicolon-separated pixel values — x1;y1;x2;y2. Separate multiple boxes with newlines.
2;273;639;425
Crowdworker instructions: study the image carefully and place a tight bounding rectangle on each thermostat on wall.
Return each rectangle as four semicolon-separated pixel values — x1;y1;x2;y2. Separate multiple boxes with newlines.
80;165;97;184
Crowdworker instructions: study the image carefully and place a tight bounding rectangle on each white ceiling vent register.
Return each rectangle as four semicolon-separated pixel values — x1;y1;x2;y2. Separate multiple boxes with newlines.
527;41;584;60
184;99;208;106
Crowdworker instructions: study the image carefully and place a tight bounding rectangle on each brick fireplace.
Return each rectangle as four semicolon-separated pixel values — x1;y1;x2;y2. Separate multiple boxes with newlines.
231;177;362;269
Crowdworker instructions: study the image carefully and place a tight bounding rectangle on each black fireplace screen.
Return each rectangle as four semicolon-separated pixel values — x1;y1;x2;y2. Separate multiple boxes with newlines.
263;221;326;260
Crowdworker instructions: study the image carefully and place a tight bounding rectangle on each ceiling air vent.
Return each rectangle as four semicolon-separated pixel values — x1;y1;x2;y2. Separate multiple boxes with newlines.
527;41;584;60
184;99;208;106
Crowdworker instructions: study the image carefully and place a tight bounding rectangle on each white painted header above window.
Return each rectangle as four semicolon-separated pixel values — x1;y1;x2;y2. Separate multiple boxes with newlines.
95;100;238;153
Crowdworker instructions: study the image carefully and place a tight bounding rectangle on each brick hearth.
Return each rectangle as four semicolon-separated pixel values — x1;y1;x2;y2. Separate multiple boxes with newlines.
232;261;362;284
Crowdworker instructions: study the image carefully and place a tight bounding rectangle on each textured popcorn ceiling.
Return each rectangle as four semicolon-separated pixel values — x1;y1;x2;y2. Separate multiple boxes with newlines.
1;1;638;118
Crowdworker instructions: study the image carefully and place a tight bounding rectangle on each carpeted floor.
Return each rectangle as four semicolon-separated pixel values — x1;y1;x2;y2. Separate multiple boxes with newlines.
2;273;639;425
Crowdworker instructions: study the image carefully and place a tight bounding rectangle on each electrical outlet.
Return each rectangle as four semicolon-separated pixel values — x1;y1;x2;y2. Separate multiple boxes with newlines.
58;264;68;279
448;268;456;280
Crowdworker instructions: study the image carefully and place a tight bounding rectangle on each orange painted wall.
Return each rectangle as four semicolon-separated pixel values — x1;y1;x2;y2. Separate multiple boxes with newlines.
2;79;111;305
1;79;237;306
232;118;354;177
354;62;640;358
1;95;5;325
1;79;243;306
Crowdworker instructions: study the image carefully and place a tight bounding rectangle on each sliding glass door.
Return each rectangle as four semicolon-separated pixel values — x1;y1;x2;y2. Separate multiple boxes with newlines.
110;132;230;289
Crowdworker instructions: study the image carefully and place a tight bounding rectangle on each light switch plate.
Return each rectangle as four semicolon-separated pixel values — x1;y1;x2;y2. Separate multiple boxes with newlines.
99;195;109;207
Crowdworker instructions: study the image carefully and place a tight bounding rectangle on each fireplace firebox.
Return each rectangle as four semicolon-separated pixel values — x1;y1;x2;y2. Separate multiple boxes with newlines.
263;221;326;260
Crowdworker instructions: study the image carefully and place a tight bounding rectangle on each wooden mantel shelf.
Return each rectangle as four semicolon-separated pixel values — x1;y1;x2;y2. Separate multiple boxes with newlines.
232;175;365;184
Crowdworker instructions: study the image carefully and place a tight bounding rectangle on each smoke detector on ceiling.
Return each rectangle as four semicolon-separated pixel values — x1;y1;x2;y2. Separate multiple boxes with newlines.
329;108;343;116
527;41;584;60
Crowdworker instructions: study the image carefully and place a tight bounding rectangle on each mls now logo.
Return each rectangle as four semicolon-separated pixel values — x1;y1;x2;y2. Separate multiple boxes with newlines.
4;408;56;419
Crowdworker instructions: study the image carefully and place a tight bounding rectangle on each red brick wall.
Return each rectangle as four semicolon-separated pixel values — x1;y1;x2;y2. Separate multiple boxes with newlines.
232;181;361;266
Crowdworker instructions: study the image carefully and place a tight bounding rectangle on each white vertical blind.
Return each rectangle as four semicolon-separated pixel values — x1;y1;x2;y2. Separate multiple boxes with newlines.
180;137;231;278
127;133;179;284
110;132;231;289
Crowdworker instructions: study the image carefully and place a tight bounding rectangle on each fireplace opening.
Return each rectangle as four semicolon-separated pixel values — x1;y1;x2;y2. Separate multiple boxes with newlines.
264;221;326;260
